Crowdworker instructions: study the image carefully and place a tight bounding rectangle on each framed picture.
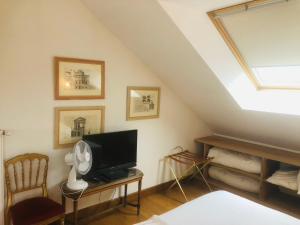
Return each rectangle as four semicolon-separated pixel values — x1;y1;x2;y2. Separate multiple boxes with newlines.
54;106;105;149
126;86;161;120
54;57;105;100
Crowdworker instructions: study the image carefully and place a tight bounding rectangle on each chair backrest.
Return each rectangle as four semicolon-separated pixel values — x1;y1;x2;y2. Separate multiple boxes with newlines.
4;153;49;207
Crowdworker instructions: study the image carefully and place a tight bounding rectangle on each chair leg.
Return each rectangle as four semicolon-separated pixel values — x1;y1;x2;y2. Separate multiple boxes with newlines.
60;216;65;225
4;208;11;225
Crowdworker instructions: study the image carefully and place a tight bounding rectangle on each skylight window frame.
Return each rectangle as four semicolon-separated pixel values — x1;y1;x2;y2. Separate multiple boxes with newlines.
207;0;299;91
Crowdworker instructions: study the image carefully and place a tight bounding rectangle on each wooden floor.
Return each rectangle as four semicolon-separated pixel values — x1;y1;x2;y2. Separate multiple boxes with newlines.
87;180;210;225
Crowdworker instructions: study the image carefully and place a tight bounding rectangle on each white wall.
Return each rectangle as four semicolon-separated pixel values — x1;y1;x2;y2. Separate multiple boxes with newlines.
81;0;300;151
0;0;211;216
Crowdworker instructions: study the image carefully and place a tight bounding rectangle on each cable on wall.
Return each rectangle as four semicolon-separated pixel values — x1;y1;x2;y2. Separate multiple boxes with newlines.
0;130;10;225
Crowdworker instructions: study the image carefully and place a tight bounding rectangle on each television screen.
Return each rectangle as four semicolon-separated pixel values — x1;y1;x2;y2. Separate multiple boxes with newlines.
82;130;137;176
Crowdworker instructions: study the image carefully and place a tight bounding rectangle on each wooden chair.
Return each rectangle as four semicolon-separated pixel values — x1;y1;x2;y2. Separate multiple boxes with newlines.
4;153;65;225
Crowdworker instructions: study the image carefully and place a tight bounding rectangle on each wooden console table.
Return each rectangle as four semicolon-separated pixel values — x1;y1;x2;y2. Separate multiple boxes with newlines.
61;168;143;225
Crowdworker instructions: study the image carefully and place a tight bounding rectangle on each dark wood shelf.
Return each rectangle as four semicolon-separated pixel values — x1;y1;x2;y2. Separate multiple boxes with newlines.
266;190;300;219
196;135;300;166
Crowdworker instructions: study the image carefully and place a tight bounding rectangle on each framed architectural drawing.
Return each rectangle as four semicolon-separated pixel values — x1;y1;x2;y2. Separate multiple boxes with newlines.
54;106;105;149
126;86;160;120
55;57;105;99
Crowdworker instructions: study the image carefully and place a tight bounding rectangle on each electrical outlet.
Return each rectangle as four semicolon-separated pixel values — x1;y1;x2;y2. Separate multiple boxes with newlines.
4;130;12;136
0;130;11;136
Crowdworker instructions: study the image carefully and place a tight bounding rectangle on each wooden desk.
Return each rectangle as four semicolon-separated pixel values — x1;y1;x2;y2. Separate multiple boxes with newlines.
61;168;143;225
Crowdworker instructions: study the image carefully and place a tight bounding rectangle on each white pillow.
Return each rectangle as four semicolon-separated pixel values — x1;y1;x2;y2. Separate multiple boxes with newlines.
208;147;262;174
267;170;298;191
208;166;260;193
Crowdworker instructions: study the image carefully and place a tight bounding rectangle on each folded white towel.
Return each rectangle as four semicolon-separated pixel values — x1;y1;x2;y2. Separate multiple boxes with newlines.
267;170;298;191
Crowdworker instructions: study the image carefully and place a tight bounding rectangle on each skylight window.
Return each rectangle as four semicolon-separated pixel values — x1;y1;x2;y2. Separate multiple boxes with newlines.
252;66;300;89
208;0;300;91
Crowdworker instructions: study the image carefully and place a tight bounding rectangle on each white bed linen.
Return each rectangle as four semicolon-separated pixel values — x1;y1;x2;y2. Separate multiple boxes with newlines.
135;191;300;225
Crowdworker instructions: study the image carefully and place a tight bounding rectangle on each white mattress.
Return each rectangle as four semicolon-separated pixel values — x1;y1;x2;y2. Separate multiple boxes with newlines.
134;191;300;225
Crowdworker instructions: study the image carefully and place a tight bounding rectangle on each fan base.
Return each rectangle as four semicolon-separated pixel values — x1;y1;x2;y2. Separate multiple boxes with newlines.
67;179;88;190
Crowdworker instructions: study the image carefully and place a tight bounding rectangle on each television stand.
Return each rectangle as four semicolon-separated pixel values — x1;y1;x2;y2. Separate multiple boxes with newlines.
61;168;143;225
102;169;129;181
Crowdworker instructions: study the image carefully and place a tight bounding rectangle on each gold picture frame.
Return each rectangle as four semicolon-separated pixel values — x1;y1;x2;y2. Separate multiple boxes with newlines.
55;57;105;99
126;86;161;120
54;106;105;149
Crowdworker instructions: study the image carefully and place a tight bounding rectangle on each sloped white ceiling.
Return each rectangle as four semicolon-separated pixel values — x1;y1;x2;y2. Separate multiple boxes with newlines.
82;0;300;150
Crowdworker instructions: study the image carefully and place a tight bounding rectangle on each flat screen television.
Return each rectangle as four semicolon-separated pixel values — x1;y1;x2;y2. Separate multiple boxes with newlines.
82;129;137;181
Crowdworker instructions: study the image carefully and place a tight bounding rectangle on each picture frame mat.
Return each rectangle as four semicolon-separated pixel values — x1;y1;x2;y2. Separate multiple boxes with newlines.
126;86;161;120
54;57;105;100
54;106;105;149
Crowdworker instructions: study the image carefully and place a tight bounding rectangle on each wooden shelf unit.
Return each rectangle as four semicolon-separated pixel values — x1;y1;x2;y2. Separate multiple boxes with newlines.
195;135;300;218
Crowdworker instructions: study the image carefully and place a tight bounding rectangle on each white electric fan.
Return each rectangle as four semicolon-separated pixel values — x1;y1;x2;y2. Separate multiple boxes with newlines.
65;140;93;190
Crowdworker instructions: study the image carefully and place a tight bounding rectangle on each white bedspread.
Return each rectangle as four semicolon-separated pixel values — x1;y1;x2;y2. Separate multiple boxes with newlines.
135;191;300;225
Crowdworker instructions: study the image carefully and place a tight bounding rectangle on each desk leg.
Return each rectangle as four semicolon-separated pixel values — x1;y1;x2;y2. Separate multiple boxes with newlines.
73;200;78;225
124;184;128;207
137;179;142;215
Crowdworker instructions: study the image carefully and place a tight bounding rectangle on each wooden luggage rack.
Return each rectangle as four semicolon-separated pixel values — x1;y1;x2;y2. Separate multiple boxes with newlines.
165;146;212;201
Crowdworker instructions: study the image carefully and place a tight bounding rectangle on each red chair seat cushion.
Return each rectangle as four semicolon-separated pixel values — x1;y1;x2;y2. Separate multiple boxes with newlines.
11;197;64;225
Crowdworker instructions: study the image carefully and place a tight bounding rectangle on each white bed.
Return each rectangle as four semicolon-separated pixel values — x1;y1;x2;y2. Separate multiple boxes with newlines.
135;191;300;225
